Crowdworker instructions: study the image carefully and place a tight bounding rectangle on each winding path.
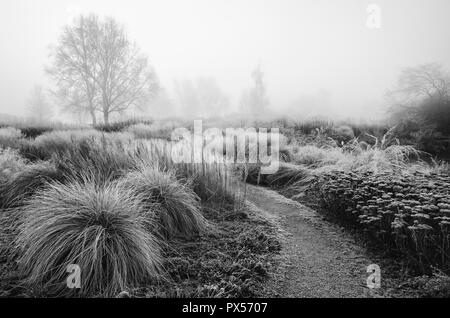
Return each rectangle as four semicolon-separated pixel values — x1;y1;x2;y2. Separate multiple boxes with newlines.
246;184;385;298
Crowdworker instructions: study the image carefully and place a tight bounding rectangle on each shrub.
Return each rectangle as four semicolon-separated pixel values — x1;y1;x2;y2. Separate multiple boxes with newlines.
403;271;450;297
126;122;176;140
180;162;240;207
0;161;63;208
53;139;139;184
126;123;158;139
286;145;345;167
18;139;48;161
308;170;450;274
19;126;54;139
416;98;450;135
18;129;100;161
0;148;27;184
292;119;334;135
351;122;389;140
341;144;422;174
0;127;24;149
120;166;207;239
266;163;313;188
95;119;153;133
167;137;241;206
0;127;23;139
283;139;422;175
19;129;134;162
332;125;355;144
245;163;313;193
16;180;162;297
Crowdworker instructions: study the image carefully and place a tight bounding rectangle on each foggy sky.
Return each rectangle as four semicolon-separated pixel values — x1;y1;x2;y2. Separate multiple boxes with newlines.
1;0;450;121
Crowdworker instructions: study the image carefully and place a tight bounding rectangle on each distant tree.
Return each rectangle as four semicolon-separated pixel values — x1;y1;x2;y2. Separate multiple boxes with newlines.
387;63;450;121
26;86;53;122
94;17;159;124
146;87;176;119
239;90;251;116
174;77;229;118
47;14;159;125
387;63;450;154
251;65;268;111
47;15;99;125
388;63;450;104
240;65;269;117
196;77;229;117
174;79;201;118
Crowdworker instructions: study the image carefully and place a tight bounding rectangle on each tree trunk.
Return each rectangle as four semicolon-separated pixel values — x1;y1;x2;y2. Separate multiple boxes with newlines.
103;111;109;125
90;110;97;126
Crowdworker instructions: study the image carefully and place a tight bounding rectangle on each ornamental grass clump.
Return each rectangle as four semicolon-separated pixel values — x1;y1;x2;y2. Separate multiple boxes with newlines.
0;161;63;208
16;180;162;297
120;165;208;239
0;148;27;184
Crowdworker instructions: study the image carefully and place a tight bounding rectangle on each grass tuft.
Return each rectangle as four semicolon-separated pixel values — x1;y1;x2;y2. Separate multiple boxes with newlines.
120;165;208;239
0;161;63;208
16;180;162;297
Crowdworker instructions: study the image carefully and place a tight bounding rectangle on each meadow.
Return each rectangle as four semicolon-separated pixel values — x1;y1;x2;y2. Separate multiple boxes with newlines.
1;117;449;297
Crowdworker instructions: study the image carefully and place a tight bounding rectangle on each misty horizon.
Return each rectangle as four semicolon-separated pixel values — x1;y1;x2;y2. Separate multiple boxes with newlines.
1;0;450;122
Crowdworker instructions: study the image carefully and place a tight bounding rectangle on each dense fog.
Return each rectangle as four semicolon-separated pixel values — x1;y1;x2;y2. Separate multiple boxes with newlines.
1;0;450;122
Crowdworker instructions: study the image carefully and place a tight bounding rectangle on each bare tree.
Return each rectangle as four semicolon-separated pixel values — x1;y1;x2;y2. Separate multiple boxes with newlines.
387;63;450;135
94;18;159;124
26;86;53;122
47;15;99;125
195;77;229;117
387;63;450;108
47;14;158;125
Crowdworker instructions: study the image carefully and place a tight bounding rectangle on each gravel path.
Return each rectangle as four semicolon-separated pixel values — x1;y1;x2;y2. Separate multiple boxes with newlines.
246;184;384;298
